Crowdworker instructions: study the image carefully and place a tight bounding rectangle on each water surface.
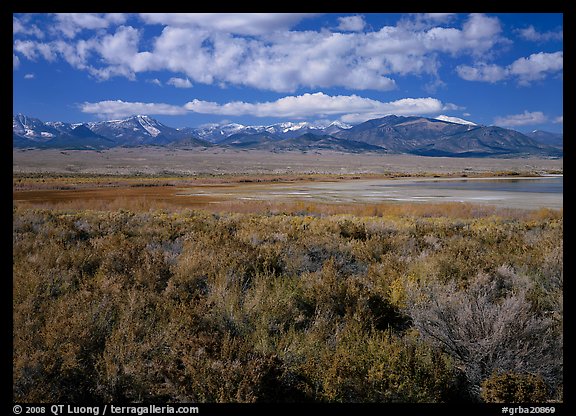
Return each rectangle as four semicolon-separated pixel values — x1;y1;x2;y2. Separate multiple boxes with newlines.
187;176;563;210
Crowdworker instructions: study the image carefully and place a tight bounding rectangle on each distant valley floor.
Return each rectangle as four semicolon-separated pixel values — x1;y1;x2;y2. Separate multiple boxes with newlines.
13;147;563;176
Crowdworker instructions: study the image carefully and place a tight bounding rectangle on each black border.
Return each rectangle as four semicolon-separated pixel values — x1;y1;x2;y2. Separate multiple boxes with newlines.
8;3;572;415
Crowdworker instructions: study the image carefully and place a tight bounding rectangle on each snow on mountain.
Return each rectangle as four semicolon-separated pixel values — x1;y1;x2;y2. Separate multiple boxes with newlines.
45;121;75;134
179;119;353;143
87;115;184;144
434;115;477;126
185;123;248;142
260;120;352;138
134;115;162;137
328;120;353;129
13;114;60;141
13;113;561;157
270;120;352;132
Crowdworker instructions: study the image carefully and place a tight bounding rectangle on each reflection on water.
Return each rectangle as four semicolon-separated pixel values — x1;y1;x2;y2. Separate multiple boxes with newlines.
182;176;563;210
277;176;563;210
379;177;563;194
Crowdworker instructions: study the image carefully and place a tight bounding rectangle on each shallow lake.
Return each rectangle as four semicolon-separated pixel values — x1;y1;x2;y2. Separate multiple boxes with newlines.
188;175;563;210
383;176;563;194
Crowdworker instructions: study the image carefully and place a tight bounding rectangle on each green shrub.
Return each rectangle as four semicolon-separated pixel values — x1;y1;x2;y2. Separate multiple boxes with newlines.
481;372;549;403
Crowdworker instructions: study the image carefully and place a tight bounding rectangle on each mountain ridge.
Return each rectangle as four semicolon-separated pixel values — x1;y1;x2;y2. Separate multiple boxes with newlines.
12;113;562;158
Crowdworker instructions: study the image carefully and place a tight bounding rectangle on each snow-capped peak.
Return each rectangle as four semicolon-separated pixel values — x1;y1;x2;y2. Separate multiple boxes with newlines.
134;115;162;136
434;115;477;126
327;120;352;129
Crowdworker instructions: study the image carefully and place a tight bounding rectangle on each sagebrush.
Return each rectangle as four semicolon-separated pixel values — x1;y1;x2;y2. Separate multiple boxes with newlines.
13;206;563;403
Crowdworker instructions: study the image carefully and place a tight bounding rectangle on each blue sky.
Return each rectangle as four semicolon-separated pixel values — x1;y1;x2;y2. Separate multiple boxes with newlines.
13;13;563;133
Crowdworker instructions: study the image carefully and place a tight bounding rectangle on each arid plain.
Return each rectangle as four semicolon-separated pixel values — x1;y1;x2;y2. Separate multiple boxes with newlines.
13;147;563;176
13;148;564;403
13;148;563;212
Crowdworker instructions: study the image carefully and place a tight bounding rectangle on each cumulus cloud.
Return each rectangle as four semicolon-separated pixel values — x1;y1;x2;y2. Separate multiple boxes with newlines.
399;13;457;31
80;93;458;122
24;73;35;79
517;25;562;42
553;116;563;124
424;13;457;22
508;51;563;84
462;13;502;42
147;78;162;86
184;92;454;120
456;62;508;83
126;26;401;91
13;26;142;80
53;13;127;38
50;38;97;72
13;16;44;38
89;25;141;79
80;99;187;118
138;13;319;36
494;111;547;127
14;39;56;61
336;15;366;32
457;51;562;85
167;77;192;88
13;54;20;70
12;13;510;92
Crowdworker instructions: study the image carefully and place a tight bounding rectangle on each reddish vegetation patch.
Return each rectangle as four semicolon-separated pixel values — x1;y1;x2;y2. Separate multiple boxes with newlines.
13;186;219;211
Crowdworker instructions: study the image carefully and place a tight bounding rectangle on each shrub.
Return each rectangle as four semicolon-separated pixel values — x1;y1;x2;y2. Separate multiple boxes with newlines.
406;269;562;400
481;372;549;403
13;207;563;403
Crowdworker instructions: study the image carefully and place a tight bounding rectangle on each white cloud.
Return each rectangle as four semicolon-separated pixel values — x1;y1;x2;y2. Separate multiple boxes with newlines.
423;13;457;22
456;62;508;83
13;13;510;92
17;26;142;80
13;54;19;70
89;25;141;79
53;13;127;38
24;73;35;79
13;39;56;61
508;51;563;84
80;93;458;122
51;38;97;71
494;111;547;127
553;116;563;124
167;77;192;88
138;13;319;36
399;13;457;31
98;26;140;61
184;92;453;121
118;26;400;91
147;78;162;86
457;51;562;85
13;16;44;38
462;13;502;41
419;13;508;57
336;15;366;32
377;13;505;58
80;99;187;118
517;25;562;42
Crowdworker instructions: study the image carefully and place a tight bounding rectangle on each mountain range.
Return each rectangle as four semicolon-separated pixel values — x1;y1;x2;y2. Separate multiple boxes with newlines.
13;113;563;158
